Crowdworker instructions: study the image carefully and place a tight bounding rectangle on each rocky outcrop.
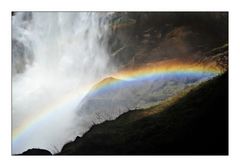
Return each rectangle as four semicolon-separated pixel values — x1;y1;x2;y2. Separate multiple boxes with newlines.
20;149;52;155
108;12;228;70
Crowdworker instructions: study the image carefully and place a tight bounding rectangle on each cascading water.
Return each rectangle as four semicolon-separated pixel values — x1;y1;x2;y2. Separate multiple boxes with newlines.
12;12;114;154
12;12;222;155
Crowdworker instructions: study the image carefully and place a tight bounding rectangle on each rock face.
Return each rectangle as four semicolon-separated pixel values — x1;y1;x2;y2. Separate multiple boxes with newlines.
109;12;228;71
20;149;52;155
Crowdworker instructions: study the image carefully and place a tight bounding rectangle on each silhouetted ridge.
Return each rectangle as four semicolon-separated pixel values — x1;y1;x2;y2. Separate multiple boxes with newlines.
58;72;228;155
20;148;52;155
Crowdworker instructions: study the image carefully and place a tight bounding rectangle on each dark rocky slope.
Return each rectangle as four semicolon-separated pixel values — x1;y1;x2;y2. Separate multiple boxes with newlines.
58;72;228;155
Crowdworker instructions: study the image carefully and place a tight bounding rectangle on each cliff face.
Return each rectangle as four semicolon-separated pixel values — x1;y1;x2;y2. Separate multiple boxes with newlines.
109;12;228;71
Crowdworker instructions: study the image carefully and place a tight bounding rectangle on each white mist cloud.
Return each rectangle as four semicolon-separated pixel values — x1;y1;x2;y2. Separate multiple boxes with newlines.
12;12;115;154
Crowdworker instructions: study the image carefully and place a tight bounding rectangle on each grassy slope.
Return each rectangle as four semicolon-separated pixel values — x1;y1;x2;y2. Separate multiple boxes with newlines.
59;72;228;155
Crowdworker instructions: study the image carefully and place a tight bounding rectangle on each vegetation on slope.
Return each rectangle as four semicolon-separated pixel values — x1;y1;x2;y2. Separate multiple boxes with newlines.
58;72;228;155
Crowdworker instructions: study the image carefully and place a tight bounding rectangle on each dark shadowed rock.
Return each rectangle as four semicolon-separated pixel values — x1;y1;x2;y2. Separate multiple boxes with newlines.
20;148;52;155
59;72;228;155
109;12;228;70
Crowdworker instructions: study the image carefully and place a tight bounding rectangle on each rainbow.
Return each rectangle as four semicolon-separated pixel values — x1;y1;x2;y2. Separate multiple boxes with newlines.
12;59;222;149
89;60;222;95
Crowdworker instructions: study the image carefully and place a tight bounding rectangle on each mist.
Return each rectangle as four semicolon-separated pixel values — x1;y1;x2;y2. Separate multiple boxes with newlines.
12;12;115;154
12;12;226;155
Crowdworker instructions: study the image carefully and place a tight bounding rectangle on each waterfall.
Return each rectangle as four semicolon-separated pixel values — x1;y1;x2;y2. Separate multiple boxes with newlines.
12;12;114;154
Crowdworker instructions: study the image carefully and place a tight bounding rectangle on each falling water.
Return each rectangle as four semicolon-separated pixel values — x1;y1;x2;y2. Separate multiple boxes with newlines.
12;12;114;154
